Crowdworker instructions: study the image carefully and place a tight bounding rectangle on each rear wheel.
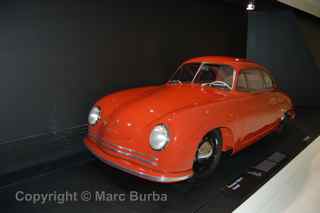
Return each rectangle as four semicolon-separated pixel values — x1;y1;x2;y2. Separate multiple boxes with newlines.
277;112;289;133
192;129;222;180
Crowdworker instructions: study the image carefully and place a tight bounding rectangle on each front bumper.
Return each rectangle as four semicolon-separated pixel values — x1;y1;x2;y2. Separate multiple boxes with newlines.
84;137;193;183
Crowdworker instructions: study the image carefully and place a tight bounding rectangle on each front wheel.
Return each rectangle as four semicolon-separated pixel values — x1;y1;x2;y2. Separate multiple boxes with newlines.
192;129;223;180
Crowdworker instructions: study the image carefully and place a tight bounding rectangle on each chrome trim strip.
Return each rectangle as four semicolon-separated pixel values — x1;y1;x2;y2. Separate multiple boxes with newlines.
231;69;236;90
192;62;206;82
89;134;158;166
85;141;192;183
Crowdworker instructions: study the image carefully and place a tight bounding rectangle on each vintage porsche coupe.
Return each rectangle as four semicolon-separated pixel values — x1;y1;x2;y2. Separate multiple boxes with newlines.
84;56;295;183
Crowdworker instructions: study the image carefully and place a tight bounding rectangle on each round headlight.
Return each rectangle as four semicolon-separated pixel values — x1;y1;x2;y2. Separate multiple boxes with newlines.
149;124;170;151
88;106;101;125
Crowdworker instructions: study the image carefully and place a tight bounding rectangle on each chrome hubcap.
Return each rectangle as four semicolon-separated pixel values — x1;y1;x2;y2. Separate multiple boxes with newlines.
197;141;213;160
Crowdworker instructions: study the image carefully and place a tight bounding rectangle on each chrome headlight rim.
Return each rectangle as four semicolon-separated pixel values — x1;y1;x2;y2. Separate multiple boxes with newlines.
88;106;101;126
149;124;170;151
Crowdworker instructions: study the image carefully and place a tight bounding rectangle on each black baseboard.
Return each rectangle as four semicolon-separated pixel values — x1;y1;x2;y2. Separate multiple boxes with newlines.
0;125;89;177
0;151;93;190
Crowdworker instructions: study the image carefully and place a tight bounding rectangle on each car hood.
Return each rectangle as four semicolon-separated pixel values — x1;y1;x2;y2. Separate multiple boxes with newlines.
98;84;227;139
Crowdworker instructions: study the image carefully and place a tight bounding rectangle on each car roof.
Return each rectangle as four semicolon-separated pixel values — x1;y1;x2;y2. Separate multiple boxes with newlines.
182;56;267;72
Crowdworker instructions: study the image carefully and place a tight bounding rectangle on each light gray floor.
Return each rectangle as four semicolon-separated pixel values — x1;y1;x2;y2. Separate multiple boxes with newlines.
234;136;320;213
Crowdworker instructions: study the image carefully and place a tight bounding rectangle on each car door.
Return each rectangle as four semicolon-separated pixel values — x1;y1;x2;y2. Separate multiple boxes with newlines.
236;69;269;148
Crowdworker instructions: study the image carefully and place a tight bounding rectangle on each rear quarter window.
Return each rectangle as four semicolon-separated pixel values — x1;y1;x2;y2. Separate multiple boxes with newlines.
261;71;274;89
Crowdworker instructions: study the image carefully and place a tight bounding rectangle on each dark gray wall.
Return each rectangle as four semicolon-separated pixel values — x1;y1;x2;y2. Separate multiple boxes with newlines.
247;9;320;107
0;0;247;175
296;12;320;70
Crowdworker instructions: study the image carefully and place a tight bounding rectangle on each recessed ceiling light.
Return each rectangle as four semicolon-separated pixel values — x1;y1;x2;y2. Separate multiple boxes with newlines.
247;0;256;11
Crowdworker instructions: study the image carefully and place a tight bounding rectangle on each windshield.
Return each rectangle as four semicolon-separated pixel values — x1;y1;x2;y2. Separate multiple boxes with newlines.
169;62;235;90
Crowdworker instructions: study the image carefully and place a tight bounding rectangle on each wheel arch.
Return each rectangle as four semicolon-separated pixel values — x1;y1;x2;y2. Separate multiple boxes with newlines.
219;127;235;152
208;126;234;153
196;126;234;153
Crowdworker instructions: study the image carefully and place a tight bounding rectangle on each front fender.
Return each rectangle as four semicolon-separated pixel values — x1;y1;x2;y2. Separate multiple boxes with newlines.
150;102;236;173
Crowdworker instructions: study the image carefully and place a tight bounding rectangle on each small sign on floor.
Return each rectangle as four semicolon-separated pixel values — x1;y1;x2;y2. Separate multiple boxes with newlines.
222;152;287;198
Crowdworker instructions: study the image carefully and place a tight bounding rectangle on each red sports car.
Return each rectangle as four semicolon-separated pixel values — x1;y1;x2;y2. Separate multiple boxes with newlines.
84;56;295;183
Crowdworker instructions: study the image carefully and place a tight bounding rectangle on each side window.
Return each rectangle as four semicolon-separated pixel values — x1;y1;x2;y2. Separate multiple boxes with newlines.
261;71;273;89
238;70;264;92
237;72;248;91
245;70;265;91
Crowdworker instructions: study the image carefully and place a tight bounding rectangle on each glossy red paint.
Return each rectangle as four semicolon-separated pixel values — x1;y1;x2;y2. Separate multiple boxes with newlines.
84;56;294;183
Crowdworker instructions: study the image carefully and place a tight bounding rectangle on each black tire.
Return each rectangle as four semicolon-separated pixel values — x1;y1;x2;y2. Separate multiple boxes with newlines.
191;129;223;180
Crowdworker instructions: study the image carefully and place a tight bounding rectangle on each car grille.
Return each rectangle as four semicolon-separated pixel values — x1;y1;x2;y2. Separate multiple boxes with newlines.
89;133;159;167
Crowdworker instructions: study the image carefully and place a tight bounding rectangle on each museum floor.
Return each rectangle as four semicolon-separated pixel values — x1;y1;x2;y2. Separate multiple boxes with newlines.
0;108;319;213
234;135;320;213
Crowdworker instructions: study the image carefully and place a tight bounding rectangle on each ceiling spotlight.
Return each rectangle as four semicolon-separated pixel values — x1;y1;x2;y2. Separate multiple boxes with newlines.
246;0;255;11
